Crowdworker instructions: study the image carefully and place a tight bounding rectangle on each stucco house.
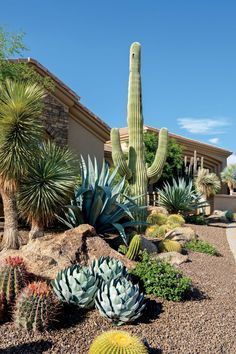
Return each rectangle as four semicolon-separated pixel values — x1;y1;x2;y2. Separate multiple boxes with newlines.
15;58;111;165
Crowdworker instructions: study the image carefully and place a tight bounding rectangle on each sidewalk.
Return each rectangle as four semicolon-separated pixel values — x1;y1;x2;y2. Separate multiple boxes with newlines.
226;222;236;262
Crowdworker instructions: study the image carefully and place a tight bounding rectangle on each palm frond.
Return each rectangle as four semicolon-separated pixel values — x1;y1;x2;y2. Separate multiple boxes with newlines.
195;169;221;197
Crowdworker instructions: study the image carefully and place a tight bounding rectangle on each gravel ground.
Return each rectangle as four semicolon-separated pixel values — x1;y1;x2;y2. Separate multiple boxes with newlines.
0;224;236;354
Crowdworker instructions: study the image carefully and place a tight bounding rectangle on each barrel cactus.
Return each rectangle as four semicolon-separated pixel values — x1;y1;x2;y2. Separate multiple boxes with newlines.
90;256;127;283
51;264;99;309
145;225;160;238
111;42;168;223
159;240;182;253
14;281;60;332
0;256;29;307
126;234;141;260
0;290;6;322
167;214;185;226
95;276;145;325
89;330;148;354
147;213;167;226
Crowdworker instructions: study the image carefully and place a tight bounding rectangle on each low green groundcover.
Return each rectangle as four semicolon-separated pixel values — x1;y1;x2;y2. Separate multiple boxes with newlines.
185;239;219;256
131;251;191;301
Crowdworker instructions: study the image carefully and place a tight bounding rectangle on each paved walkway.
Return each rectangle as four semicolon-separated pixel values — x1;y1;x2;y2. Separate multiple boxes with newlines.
227;222;236;262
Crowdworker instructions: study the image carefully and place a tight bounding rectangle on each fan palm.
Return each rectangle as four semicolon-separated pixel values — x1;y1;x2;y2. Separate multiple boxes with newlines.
0;79;45;249
194;169;221;198
18;141;77;239
221;164;236;195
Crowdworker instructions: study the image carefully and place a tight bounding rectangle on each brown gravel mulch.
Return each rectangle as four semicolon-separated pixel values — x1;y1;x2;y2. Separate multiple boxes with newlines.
0;224;236;354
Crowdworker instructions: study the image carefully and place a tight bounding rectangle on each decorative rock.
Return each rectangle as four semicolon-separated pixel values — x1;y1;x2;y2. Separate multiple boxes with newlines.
147;206;169;216
164;227;198;245
151;251;189;266
141;236;158;253
207;210;230;223
0;225;135;279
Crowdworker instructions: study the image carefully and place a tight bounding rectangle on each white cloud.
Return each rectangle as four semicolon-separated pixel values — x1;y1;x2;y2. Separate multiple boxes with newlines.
208;137;219;144
177;118;230;135
227;154;236;165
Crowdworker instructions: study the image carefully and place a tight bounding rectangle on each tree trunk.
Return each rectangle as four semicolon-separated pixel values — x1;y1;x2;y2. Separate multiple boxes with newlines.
29;219;44;240
0;188;20;250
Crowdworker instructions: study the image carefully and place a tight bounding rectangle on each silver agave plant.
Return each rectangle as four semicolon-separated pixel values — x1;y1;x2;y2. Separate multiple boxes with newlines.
51;264;99;309
95;276;145;325
90;256;128;283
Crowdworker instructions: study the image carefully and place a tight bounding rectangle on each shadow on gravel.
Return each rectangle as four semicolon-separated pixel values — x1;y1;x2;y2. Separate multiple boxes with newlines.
186;286;209;302
54;304;86;330
0;340;52;354
148;347;163;354
141;299;163;323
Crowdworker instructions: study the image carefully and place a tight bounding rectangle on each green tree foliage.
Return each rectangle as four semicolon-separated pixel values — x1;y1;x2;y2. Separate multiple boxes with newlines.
144;132;183;186
0;27;53;89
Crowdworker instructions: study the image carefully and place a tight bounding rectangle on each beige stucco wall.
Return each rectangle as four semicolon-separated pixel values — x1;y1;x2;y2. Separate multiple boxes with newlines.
68;116;105;166
213;194;236;212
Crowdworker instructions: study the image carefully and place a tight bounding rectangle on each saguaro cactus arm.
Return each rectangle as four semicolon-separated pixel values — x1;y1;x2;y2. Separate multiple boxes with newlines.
147;127;168;184
111;128;132;179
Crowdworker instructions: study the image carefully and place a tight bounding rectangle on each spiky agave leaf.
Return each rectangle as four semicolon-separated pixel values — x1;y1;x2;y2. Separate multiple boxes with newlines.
194;169;221;198
51;264;99;308
18;141;78;227
0;79;45;191
95;276;145;325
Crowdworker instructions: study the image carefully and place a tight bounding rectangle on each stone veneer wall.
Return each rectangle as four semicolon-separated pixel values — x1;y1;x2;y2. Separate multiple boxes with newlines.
41;94;69;146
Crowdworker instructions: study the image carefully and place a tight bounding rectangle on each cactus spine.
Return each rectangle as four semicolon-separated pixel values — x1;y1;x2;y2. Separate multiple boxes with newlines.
126;234;141;260
111;42;168;222
89;330;148;354
14;281;60;332
0;290;6;322
0;256;29;307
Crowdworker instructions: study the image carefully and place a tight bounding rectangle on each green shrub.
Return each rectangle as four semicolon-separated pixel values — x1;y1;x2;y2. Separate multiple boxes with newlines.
167;214;185;226
131;252;191;301
147;213;167;226
185;240;219;256
185;214;207;225
225;210;234;222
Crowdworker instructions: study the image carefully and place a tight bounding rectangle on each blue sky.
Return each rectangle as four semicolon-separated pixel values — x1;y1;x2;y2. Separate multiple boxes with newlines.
1;0;236;161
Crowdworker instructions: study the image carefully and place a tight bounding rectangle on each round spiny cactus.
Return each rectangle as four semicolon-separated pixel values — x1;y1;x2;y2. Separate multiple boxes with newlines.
126;234;141;260
52;264;99;308
14;281;60;332
159;240;182;253
0;256;29;307
145;225;160;238
0;290;6;322
147;213;167;226
89;330;148;354
167;214;185;226
90;256;127;283
95;276;145;325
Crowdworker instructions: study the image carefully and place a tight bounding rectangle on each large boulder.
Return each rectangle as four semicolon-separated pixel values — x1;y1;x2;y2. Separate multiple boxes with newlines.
141;236;158;253
0;224;135;279
207;210;232;223
151;251;189;266
164;227;198;245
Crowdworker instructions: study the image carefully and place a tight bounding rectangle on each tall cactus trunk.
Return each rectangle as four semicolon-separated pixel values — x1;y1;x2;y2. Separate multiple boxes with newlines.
127;43;147;222
111;42;168;226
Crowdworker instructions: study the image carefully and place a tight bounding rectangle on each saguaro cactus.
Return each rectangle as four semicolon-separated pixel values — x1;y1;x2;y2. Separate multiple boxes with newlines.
111;42;168;222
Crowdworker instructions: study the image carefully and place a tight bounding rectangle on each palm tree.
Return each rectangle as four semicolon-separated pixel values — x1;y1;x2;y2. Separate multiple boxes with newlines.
221;164;236;195
194;169;221;198
18;141;77;239
0;79;44;249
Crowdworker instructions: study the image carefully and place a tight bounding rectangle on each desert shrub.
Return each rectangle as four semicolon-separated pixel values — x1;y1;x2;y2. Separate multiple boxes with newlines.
185;239;219;256
147;213;167;226
225;210;234;222
185;214;207;225
167;214;185;226
131;251;191;301
158;178;208;214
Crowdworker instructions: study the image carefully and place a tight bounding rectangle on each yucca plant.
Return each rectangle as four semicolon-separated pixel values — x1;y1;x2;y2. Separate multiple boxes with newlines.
57;156;144;245
221;164;236;195
158;178;208;215
194;169;221;198
0;79;45;249
18;141;77;239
